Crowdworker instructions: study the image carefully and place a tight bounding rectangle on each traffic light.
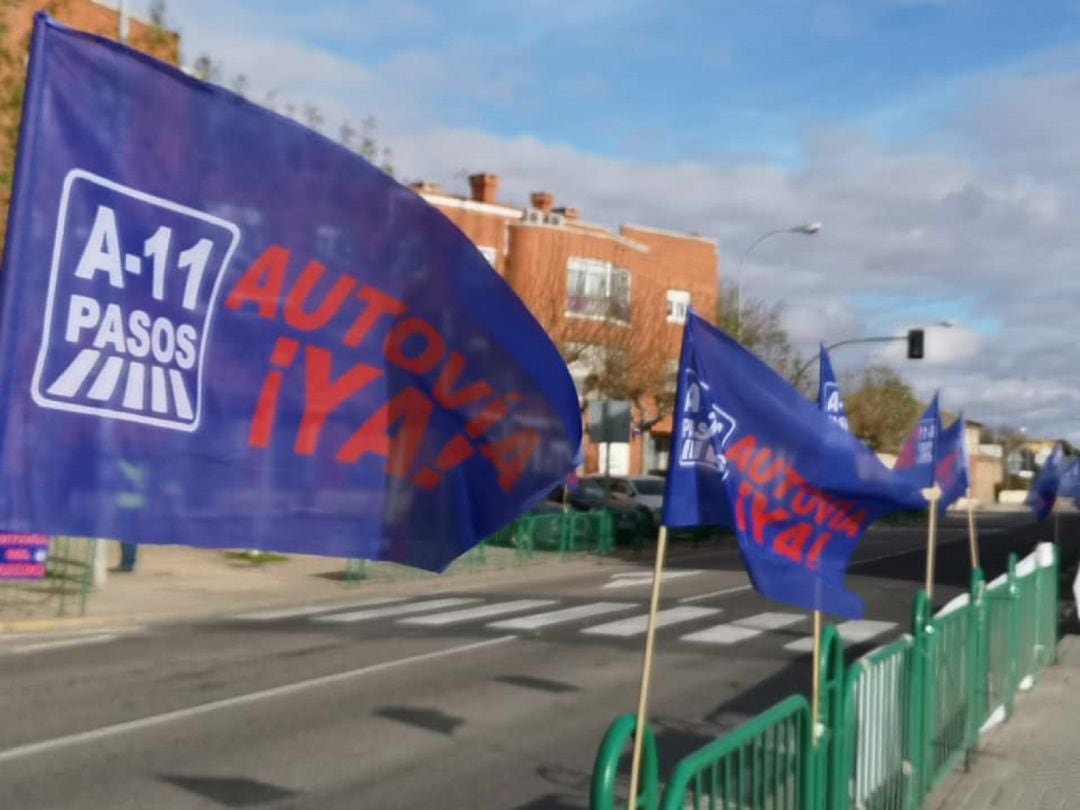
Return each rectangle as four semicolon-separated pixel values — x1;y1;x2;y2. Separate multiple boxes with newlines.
907;329;924;360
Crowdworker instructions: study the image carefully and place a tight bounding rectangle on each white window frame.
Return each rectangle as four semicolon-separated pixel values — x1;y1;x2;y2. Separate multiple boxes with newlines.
566;257;631;324
666;289;691;324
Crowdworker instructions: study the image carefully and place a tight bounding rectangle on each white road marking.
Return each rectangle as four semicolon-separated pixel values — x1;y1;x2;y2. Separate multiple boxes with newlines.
784;620;897;652
681;625;761;645
399;600;557;626
604;571;702;589
488;602;636;631
736;612;806;631
678;585;753;603
315;598;480;624
9;634;119;655
679;612;806;646
0;635;516;765
582;606;721;638
234;597;405;621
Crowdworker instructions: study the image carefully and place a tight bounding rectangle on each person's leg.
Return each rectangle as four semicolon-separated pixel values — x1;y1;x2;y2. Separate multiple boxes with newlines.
119;542;137;571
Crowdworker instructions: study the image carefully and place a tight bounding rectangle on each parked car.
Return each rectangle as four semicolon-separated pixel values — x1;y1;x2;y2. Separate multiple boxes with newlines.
594;475;665;525
547;478;656;542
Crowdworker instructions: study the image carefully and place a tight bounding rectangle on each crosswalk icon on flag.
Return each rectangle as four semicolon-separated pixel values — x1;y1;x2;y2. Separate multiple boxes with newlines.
31;170;240;432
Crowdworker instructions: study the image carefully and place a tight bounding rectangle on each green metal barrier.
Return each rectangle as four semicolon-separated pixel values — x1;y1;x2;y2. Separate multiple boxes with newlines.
837;636;917;810
591;542;1062;810
659;695;812;810
591;713;659;810
982;567;1018;726
920;576;979;793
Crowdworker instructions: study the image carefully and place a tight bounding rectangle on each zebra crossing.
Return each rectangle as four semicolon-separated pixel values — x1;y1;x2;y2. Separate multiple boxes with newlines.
233;595;899;653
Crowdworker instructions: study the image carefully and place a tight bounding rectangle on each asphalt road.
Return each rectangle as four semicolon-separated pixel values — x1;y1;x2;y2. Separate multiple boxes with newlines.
0;511;1069;809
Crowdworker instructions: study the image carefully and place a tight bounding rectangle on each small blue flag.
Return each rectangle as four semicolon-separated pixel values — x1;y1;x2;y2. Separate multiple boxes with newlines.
934;415;970;514
1027;443;1065;521
817;344;849;431
662;313;925;619
895;393;941;490
1058;458;1080;505
0;16;583;570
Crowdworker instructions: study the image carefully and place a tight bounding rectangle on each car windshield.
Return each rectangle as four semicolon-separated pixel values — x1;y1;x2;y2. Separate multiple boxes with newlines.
630;479;665;496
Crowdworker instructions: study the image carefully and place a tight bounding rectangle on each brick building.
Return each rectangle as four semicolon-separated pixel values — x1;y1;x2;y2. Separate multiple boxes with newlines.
414;173;719;476
0;1;179;241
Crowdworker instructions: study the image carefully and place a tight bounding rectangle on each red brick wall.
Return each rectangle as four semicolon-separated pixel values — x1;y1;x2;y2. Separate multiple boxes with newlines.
4;0;180;65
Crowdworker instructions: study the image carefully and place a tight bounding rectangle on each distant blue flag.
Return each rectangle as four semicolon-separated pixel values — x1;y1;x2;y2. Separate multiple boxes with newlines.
662;313;925;619
1027;443;1065;521
817;344;849;431
1058;458;1080;506
895;393;941;490
0;16;582;570
934;415;970;514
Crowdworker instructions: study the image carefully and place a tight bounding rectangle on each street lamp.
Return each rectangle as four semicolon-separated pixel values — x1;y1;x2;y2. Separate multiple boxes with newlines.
735;222;822;339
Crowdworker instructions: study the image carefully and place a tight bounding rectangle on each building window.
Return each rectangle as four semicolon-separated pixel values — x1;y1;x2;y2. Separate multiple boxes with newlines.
667;289;691;324
566;257;631;323
477;245;497;266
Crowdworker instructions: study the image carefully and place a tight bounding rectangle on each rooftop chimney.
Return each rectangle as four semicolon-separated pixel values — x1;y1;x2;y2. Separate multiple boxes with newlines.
468;173;499;204
553;206;580;222
530;191;554;214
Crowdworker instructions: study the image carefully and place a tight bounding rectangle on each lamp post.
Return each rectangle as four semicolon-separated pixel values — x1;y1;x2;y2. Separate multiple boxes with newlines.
735;222;821;339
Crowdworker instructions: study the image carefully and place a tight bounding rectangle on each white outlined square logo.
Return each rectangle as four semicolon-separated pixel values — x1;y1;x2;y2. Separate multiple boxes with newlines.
677;369;737;478
31;170;240;432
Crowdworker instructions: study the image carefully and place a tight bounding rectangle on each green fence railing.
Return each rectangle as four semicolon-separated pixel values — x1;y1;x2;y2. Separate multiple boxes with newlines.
659;695;812;810
592;541;1062;810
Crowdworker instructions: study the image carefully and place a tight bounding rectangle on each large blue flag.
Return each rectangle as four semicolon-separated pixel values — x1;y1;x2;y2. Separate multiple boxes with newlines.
934;415;970;514
817;343;849;431
1027;443;1065;521
0;16;582;570
662;313;925;619
894;393;941;490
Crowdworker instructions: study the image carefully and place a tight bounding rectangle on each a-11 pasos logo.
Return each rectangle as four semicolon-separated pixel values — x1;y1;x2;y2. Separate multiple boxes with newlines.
32;170;240;431
677;369;737;477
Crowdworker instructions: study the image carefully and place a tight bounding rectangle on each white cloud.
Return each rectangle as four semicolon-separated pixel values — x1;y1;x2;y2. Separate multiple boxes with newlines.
130;2;1080;444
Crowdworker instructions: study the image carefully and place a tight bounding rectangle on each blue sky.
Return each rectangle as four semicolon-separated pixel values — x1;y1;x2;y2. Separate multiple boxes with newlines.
122;0;1080;440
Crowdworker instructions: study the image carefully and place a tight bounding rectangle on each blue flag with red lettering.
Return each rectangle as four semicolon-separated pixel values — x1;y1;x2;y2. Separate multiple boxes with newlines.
894;393;941;489
1027;443;1065;521
934;415;969;515
0;16;582;570
662;313;925;619
817;344;849;431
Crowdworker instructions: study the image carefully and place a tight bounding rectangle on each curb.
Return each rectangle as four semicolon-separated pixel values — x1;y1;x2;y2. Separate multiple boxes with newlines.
0;615;142;635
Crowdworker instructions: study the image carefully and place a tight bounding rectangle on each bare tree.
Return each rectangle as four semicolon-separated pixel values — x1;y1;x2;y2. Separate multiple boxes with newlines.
714;280;807;389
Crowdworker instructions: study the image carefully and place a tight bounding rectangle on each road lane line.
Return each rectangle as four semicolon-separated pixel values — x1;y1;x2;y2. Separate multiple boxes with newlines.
679;585;752;603
488;602;635;631
314;598;480;623
234;597;405;621
400;599;557;626
9;634;119;655
0;635;516;765
582;606;721;638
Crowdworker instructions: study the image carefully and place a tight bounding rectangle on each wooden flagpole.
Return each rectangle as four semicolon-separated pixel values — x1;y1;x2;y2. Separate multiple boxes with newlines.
966;489;980;570
628;525;669;805
924;485;942;600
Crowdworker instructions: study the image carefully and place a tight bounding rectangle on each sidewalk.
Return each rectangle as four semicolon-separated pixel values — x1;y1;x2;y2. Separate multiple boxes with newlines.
926;635;1080;810
0;538;688;633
